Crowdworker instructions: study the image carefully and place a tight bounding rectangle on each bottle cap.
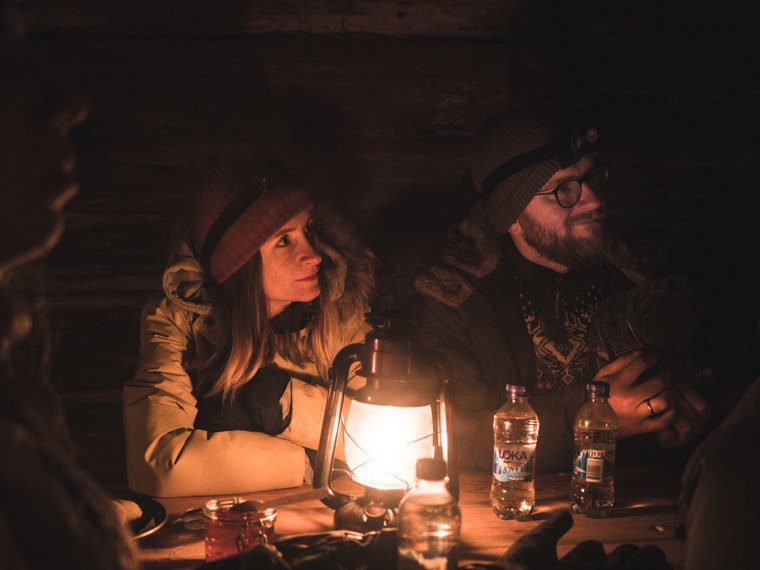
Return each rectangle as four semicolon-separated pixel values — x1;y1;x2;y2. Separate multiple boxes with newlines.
586;380;610;397
415;458;447;480
505;384;528;397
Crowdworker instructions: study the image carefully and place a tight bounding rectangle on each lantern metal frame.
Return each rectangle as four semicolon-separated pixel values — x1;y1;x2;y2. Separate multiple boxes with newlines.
313;312;457;532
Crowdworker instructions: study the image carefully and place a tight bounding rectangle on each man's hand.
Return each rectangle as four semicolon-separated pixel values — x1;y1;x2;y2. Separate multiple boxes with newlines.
655;382;710;447
595;352;709;445
595;353;673;438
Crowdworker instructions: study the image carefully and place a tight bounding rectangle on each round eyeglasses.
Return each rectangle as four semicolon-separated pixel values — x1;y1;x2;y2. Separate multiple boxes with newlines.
535;162;608;208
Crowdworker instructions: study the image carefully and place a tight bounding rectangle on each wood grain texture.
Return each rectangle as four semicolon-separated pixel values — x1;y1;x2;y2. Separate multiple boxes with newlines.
130;469;686;569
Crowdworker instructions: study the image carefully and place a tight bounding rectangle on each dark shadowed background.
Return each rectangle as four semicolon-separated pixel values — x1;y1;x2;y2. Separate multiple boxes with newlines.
19;0;759;483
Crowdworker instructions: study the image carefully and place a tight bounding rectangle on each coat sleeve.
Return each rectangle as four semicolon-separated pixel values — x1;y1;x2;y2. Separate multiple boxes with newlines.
277;311;371;456
417;295;585;474
677;377;760;570
123;297;316;498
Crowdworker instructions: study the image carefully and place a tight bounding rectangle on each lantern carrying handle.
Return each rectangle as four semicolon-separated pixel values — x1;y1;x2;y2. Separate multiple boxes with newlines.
314;343;363;509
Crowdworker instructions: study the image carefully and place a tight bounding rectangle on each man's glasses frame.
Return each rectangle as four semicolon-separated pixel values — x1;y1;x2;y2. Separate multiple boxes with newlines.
535;162;609;208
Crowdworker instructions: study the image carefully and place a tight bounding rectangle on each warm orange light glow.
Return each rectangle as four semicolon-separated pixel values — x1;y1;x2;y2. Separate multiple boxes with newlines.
343;400;434;490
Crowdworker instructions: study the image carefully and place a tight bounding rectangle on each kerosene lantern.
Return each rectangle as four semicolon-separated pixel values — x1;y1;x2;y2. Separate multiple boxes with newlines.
313;311;456;531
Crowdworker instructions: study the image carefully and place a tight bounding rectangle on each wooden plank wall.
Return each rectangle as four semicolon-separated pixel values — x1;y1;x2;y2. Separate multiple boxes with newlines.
18;0;759;482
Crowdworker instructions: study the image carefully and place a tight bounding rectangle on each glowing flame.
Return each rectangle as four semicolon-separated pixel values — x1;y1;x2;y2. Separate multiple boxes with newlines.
343;400;434;490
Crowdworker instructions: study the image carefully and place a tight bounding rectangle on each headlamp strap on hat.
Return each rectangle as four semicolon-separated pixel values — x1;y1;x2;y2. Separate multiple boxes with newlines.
479;127;599;199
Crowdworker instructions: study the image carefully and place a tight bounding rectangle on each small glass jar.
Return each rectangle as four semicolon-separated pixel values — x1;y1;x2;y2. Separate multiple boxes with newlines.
202;497;277;562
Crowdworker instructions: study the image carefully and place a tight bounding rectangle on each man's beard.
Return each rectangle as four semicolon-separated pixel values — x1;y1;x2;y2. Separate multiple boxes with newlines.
518;209;612;270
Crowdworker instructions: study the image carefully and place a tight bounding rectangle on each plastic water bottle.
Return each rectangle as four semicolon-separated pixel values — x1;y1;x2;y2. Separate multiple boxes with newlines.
570;380;618;518
490;384;539;520
398;458;461;570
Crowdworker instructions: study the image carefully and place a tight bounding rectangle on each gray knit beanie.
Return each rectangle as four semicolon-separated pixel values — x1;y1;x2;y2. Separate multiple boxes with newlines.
469;109;571;233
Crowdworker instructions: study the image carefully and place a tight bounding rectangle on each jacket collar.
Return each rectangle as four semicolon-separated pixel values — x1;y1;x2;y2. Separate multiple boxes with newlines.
412;201;503;308
413;199;648;309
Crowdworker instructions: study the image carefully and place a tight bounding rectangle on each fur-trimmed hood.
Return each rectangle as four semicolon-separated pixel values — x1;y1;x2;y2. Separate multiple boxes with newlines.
413;201;648;309
161;202;375;326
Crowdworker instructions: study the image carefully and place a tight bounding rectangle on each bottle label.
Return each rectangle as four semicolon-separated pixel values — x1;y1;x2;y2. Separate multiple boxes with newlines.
492;444;536;482
573;448;613;483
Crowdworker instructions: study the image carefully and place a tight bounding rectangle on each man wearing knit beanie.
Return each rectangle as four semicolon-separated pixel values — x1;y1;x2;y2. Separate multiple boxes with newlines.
409;107;709;479
469;108;610;272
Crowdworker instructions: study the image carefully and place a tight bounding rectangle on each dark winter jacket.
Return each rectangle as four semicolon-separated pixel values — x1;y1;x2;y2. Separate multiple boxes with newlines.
398;202;640;473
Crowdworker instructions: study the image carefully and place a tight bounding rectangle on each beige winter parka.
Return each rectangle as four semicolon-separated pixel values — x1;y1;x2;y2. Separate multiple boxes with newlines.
123;206;374;498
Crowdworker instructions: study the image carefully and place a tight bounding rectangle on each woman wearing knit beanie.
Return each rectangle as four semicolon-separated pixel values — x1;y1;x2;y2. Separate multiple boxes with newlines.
123;156;375;497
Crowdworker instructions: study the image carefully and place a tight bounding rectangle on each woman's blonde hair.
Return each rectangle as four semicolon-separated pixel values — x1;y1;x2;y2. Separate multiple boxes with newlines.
185;156;338;398
195;237;334;401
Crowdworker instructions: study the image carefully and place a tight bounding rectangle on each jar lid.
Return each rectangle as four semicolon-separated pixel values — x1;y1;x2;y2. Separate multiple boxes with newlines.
203;497;277;522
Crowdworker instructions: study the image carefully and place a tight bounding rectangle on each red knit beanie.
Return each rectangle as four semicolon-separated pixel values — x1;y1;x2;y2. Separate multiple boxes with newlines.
188;157;312;284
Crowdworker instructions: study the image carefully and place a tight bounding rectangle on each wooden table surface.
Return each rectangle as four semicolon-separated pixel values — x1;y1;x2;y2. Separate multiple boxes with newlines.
134;467;686;569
